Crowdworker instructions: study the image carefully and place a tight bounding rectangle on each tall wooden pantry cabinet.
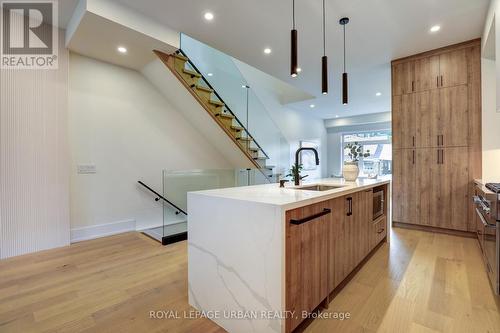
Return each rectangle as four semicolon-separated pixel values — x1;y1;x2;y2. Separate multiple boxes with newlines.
391;39;481;233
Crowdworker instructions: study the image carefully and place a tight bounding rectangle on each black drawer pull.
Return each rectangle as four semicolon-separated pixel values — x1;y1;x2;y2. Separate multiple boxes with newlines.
347;197;353;216
290;208;331;225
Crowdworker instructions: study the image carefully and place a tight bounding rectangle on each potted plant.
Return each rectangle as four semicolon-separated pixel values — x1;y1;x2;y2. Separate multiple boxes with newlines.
343;142;370;181
286;164;307;185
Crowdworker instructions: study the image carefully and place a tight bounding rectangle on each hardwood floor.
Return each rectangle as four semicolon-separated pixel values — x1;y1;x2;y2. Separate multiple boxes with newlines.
1;229;499;333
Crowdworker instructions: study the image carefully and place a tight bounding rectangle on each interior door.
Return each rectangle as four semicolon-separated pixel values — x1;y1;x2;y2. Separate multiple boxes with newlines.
439;48;468;88
439;85;469;147
414;55;440;92
416;90;439;148
392;61;414;95
392;149;416;224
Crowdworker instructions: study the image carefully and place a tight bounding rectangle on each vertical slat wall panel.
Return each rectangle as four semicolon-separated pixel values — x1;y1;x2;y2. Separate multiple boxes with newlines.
0;29;69;259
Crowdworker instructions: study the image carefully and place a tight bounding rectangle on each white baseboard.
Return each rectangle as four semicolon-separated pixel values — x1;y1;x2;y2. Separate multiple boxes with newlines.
135;219;187;232
71;219;136;243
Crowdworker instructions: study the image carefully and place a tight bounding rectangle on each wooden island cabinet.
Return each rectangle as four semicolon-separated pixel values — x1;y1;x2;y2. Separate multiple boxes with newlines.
285;184;389;333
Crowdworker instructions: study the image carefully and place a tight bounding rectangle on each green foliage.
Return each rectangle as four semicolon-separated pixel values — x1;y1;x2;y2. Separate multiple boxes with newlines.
286;164;306;183
344;142;370;162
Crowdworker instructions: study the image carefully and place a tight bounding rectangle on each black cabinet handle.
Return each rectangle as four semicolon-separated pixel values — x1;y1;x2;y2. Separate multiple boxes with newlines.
346;197;353;216
412;150;415;165
290;208;331;225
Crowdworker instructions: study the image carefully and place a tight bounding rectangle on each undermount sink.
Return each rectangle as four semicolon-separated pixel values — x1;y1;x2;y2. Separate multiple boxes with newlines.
295;184;345;191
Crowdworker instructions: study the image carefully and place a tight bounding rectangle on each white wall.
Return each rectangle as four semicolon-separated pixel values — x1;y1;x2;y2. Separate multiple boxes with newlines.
69;53;235;241
0;30;70;259
481;58;500;182
233;61;328;179
325;112;392;177
482;0;500;182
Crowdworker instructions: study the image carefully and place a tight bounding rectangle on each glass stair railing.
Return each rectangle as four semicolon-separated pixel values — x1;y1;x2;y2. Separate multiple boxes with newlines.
154;34;289;183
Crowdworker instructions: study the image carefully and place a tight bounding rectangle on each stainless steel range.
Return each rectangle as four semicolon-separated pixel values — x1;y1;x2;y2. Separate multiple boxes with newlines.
473;182;500;295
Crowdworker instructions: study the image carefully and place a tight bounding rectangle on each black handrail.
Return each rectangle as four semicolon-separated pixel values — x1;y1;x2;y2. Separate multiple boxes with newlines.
176;49;270;160
138;181;187;216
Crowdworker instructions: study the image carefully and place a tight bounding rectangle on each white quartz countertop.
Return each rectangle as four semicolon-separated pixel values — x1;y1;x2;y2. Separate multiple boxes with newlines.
189;177;391;210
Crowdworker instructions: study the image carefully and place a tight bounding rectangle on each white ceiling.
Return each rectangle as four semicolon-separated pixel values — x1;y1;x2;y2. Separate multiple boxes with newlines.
63;0;490;119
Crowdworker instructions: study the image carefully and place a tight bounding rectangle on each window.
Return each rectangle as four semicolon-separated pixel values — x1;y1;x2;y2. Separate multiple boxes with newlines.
342;130;392;177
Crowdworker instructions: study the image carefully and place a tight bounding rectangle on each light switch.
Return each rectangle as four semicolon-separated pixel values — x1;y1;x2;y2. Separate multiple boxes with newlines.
77;164;96;174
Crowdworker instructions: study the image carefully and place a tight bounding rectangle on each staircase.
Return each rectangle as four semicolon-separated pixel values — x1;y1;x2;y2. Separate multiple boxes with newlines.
154;49;276;179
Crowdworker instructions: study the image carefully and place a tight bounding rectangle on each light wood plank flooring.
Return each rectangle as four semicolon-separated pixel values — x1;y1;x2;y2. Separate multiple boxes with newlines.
0;229;499;333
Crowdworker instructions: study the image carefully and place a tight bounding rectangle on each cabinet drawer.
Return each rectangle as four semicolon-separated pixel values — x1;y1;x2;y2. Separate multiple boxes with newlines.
370;216;387;249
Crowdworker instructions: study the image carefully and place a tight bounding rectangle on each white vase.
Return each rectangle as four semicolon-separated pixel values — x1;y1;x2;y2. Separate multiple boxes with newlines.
343;162;359;181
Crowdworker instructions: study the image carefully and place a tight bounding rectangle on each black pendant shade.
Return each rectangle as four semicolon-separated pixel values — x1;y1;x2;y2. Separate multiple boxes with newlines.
291;29;298;77
321;0;328;94
342;72;348;104
290;0;298;77
322;56;328;95
340;17;349;104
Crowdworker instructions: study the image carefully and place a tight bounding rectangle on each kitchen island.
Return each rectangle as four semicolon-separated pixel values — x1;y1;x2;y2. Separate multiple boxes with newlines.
187;177;390;333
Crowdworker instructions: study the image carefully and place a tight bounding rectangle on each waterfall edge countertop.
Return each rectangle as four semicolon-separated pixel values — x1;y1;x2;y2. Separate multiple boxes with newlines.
189;176;391;211
187;177;391;333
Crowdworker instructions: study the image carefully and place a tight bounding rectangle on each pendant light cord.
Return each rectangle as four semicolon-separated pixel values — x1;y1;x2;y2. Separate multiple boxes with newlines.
292;0;295;29
322;0;326;56
343;24;346;72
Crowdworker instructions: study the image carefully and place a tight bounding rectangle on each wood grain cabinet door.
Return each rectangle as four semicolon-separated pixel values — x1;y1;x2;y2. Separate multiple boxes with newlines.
356;190;373;260
393;94;416;149
414;55;440;92
416;148;434;226
416;90;439;148
392;61;415;95
439;85;469;147
286;202;329;333
439;49;468;88
439;147;469;231
392;149;416;224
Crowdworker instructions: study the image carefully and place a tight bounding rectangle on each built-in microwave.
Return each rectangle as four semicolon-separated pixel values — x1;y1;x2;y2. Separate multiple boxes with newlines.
373;188;384;220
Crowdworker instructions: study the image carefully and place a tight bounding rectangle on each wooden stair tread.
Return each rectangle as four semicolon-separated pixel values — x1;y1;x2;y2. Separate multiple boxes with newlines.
253;156;268;160
172;53;189;61
236;137;253;142
209;100;224;107
193;84;213;93
230;125;243;131
215;113;234;119
183;68;201;77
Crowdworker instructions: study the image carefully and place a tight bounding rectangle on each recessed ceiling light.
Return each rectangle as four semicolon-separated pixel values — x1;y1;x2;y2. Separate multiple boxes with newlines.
207;73;213;77
297;67;302;73
204;12;214;21
376;92;382;96
335;115;339;118
117;46;127;54
264;48;272;54
430;25;441;33
309;104;315;108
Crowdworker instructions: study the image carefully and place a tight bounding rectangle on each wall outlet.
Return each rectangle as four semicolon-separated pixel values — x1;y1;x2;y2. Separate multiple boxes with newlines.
77;164;96;174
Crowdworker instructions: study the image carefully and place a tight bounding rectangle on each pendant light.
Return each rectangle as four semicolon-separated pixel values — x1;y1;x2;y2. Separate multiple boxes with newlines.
321;0;328;95
291;0;298;77
340;17;349;105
